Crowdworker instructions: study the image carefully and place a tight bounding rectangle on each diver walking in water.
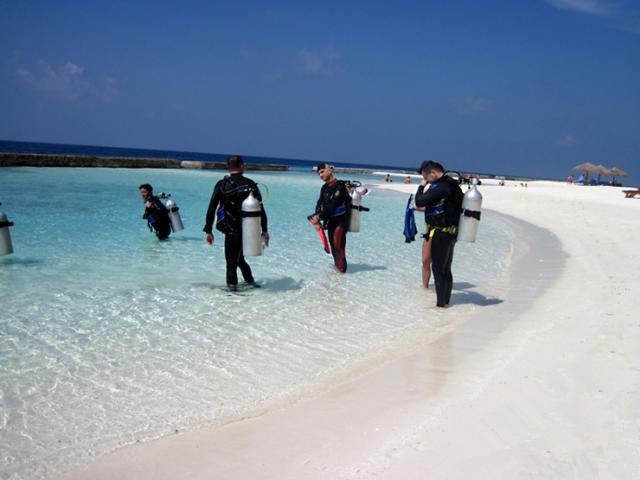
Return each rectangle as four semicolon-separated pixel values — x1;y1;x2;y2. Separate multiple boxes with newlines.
308;162;350;273
139;183;171;240
414;161;464;307
203;155;269;291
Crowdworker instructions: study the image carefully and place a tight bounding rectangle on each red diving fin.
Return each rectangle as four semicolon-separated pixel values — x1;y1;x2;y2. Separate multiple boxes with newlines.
315;225;331;254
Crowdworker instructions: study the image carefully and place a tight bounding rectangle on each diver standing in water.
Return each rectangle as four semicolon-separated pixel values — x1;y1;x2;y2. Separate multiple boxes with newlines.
203;155;269;291
139;183;171;240
308;162;350;273
414;161;464;307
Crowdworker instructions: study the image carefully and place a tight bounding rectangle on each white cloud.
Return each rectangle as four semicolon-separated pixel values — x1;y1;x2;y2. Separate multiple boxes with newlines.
544;0;612;15
297;48;341;76
558;134;579;147
15;61;117;101
458;97;495;115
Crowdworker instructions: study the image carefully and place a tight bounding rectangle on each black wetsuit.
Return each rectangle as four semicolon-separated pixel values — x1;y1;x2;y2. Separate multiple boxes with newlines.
414;175;463;307
315;178;350;273
143;195;171;240
204;173;268;287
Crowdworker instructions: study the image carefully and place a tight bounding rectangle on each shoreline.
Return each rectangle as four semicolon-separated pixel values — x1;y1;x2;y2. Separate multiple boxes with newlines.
55;180;640;479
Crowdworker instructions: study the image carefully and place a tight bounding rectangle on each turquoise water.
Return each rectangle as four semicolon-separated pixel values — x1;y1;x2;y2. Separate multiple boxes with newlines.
0;167;514;479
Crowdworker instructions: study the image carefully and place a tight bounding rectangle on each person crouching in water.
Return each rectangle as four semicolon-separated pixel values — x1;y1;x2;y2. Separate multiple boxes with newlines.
308;162;350;273
203;155;269;291
139;183;171;240
413;161;464;308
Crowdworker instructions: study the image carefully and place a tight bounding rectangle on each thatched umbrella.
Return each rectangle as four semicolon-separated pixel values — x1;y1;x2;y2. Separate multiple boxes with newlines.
594;164;610;184
608;166;628;184
573;162;598;184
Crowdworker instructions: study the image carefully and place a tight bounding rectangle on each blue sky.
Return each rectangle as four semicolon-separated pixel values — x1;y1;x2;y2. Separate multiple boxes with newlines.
1;0;639;183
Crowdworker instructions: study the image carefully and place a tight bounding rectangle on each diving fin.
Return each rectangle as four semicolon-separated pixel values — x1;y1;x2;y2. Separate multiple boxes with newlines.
315;225;331;254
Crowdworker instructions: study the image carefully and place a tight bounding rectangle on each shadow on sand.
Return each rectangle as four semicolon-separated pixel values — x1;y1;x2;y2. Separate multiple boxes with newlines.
451;289;503;306
0;257;44;267
347;263;387;274
192;276;304;293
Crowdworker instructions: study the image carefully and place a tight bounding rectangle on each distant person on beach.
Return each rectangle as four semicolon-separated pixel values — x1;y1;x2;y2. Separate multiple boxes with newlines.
139;183;171;240
308;162;350;273
383;174;392;183
414;161;464;307
404;176;412;184
203;155;269;290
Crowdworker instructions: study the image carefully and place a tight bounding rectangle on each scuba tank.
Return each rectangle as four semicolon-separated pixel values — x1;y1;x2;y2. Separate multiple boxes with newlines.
345;180;369;233
241;191;263;256
457;179;483;242
0;203;15;256
162;194;184;232
348;188;362;233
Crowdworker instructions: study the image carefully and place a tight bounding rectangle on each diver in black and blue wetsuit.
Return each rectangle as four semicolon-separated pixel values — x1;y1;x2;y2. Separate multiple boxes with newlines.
308;162;350;273
139;183;171;240
414;161;464;308
203;155;269;290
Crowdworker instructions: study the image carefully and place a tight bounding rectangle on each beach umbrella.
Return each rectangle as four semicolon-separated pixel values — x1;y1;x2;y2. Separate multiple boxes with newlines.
608;166;628;184
573;162;598;184
594;164;610;184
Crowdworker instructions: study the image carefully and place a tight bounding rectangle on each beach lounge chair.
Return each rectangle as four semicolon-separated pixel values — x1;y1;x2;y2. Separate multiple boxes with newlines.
622;189;640;198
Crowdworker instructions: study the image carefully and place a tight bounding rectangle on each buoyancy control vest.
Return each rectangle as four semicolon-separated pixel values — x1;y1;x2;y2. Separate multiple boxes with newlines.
143;195;171;239
215;175;259;235
423;174;464;229
315;179;351;227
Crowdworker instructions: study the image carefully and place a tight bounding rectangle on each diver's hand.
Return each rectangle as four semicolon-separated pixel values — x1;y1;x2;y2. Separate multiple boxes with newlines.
205;233;214;245
308;214;320;226
262;232;270;247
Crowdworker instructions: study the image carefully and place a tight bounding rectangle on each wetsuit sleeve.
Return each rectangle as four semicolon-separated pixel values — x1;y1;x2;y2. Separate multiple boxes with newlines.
414;181;449;209
314;186;324;217
203;180;224;234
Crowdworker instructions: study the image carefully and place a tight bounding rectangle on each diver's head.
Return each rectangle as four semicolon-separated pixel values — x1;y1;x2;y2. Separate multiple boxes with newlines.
315;162;335;183
418;160;444;183
139;183;153;200
227;155;245;173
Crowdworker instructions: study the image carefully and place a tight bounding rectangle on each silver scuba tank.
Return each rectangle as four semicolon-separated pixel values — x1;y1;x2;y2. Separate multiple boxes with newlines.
241;192;263;256
348;188;362;233
457;179;483;242
163;196;184;232
0;205;15;256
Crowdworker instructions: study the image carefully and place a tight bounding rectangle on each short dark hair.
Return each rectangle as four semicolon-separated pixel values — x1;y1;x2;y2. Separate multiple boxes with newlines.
417;160;444;174
227;155;244;170
315;162;334;171
139;183;153;193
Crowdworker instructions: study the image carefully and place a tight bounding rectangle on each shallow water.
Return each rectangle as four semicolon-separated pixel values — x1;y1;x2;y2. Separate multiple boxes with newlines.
0;167;513;479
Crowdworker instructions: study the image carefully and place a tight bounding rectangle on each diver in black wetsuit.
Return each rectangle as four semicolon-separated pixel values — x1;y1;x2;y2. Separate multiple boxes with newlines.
308;162;350;273
203;155;269;290
413;161;464;308
139;183;171;240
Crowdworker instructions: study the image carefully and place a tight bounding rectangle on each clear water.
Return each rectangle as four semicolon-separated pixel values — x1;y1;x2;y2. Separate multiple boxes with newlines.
0;167;514;479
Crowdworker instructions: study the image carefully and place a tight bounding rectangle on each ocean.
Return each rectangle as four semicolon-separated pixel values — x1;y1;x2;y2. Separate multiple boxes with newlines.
0;145;516;479
0;140;418;172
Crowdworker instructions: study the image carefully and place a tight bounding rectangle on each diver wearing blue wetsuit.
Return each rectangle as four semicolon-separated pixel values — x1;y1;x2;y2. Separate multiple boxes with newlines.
414;161;463;307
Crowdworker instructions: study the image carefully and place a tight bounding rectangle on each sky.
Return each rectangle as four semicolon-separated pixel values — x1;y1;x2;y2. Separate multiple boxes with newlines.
1;0;639;183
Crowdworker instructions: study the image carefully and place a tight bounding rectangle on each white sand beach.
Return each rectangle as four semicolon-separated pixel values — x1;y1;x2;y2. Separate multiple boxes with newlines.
60;181;640;479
